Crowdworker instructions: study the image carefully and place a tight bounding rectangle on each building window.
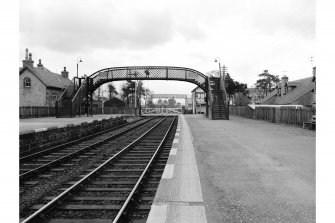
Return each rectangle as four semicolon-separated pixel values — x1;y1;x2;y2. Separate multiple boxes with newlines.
196;92;204;98
51;94;58;101
24;77;31;88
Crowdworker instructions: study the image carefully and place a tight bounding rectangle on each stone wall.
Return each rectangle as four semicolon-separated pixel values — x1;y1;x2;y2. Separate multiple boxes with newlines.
20;69;47;106
20;117;127;155
46;88;64;107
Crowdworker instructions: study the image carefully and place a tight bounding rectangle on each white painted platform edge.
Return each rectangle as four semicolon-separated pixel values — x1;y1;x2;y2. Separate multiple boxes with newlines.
169;149;177;155
161;164;174;179
34;128;47;132
146;204;168;223
173;139;179;144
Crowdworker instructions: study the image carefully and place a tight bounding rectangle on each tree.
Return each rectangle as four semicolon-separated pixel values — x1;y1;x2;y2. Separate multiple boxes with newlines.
224;73;236;100
224;73;248;101
255;70;280;98
234;81;248;96
120;82;133;106
146;99;155;108
135;81;146;109
107;83;118;100
168;97;176;107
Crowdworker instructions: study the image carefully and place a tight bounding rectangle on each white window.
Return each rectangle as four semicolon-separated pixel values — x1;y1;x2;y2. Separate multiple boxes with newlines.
24;77;31;88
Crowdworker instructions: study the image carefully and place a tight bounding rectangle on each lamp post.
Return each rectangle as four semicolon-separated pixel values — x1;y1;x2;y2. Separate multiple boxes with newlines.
214;57;221;77
76;57;83;78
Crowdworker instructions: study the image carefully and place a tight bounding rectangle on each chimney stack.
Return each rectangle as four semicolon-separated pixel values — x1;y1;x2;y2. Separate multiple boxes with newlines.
281;75;288;96
37;59;43;68
61;67;69;79
22;48;34;67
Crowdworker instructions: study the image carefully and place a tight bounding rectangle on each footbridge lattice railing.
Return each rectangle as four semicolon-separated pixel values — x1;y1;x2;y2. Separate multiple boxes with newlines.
89;66;208;93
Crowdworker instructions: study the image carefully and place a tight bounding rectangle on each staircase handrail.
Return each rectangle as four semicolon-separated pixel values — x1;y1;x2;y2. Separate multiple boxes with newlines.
219;74;229;119
57;83;71;102
71;80;87;116
71;81;85;102
207;77;214;119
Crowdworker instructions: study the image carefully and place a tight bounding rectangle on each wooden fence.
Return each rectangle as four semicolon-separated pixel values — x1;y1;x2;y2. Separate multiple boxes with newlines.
230;106;316;126
92;107;135;115
20;106;56;119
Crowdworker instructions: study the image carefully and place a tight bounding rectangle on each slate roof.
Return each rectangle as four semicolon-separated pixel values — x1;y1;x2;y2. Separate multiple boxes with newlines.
258;76;314;105
275;77;314;105
257;89;277;104
20;65;72;89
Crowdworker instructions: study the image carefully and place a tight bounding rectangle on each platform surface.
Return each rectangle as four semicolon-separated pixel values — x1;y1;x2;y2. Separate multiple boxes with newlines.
19;114;127;134
147;114;207;223
147;114;315;223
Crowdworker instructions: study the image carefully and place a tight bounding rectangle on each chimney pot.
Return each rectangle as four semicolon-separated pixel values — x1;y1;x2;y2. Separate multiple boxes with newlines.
37;59;43;67
25;48;29;60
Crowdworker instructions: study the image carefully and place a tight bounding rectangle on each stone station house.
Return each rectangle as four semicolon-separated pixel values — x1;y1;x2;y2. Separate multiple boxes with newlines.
19;49;72;107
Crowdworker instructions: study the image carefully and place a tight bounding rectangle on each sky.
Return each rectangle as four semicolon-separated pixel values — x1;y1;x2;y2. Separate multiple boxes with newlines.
19;0;315;94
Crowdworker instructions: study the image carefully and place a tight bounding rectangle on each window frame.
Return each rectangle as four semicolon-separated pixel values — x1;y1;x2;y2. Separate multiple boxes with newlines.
51;94;58;101
24;77;31;88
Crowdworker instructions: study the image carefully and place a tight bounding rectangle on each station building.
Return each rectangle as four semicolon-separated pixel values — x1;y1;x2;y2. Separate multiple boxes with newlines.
19;49;72;107
191;86;206;114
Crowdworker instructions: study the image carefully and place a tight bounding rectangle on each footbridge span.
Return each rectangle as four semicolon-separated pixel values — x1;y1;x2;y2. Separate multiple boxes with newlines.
56;66;229;120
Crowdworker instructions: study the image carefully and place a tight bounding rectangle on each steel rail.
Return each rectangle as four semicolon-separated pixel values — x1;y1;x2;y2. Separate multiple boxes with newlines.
113;116;176;222
21;116;168;223
20;117;145;162
19;117;156;182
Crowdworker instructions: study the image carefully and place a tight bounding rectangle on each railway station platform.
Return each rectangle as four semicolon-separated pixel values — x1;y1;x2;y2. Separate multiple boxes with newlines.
18;114;315;222
147;114;315;223
19;114;134;134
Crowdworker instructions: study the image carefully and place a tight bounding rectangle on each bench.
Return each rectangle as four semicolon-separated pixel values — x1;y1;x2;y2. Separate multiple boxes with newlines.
303;115;316;130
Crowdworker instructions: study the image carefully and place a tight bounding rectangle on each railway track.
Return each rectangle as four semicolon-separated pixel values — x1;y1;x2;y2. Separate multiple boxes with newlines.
20;116;177;222
20;117;164;214
20;117;153;182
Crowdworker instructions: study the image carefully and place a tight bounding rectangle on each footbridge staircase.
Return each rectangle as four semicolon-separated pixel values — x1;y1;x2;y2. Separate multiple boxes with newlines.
56;78;89;117
208;76;229;120
56;66;229;120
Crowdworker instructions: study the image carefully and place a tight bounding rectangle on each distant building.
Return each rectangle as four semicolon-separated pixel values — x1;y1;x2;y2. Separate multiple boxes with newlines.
19;49;72;107
257;73;316;107
191;86;206;114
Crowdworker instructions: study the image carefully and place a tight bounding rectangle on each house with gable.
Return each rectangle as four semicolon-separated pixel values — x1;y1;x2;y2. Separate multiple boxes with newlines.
19;49;72;107
257;71;316;107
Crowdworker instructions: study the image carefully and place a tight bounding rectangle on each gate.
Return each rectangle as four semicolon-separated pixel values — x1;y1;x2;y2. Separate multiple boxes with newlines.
141;108;182;115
